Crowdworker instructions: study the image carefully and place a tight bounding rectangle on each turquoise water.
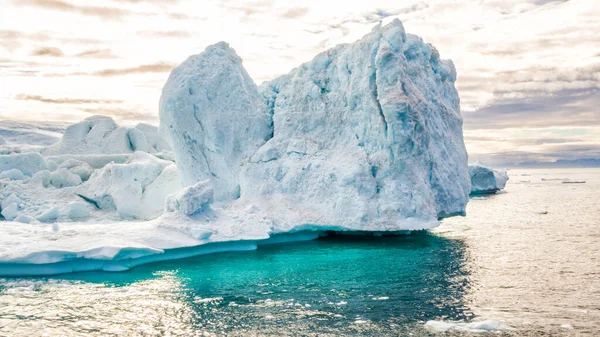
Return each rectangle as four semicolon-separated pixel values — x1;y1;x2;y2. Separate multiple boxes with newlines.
1;168;599;336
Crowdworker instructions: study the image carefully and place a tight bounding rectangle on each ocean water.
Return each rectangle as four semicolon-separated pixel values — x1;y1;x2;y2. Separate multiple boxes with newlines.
0;168;598;336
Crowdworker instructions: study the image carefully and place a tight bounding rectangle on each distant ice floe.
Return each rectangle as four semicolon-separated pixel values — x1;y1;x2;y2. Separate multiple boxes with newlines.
424;320;514;333
469;162;509;195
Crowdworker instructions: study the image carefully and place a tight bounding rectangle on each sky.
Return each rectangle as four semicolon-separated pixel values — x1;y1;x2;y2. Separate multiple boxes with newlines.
0;0;599;166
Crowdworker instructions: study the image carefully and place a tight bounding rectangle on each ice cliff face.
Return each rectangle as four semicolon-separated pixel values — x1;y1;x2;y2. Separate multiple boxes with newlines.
160;19;470;230
469;163;509;194
159;42;273;204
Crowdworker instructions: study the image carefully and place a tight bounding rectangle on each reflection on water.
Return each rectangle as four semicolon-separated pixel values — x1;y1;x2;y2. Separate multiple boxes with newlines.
1;234;470;336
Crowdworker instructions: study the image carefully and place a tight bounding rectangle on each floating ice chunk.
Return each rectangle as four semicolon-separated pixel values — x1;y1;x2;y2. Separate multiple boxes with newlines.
66;202;90;221
561;180;585;184
37;207;60;223
560;324;574;330
469;162;509;194
0;168;25;180
424;320;514;333
1;203;19;221
50;168;82;188
165;180;213;216
159;42;273;204
14;214;34;224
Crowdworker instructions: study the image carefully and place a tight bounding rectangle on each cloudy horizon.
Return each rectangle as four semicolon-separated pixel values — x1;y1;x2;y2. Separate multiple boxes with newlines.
1;0;599;166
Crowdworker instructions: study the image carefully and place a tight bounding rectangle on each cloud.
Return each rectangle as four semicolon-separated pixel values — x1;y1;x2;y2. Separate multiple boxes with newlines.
81;107;159;123
31;46;64;57
463;88;600;130
220;0;273;16
13;0;130;19
137;30;192;38
280;7;308;19
92;62;176;76
75;49;117;59
15;94;123;104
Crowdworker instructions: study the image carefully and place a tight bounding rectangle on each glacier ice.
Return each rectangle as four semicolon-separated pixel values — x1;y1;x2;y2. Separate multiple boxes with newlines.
469;163;509;194
159;42;273;204
0;19;472;276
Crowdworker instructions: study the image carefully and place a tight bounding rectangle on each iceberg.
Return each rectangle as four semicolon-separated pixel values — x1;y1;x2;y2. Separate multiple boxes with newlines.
0;19;471;276
160;19;469;232
469;162;509;194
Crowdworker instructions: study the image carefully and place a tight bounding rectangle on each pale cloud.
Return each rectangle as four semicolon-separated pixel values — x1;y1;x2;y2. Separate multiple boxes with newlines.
31;46;63;57
75;49;117;59
1;0;599;165
15;94;123;105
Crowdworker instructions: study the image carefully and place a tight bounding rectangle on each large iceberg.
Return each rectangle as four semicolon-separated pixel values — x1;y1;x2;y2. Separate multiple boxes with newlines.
0;19;471;276
469;163;509;194
160;19;469;231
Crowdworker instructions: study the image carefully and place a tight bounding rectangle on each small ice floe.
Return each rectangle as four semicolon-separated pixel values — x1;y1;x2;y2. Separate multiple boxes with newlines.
354;319;368;324
568;309;588;314
304;304;311;308
424;320;514;333
264;315;275;320
560;324;574;330
194;296;223;303
562;180;586;184
336;301;347;305
372;296;389;300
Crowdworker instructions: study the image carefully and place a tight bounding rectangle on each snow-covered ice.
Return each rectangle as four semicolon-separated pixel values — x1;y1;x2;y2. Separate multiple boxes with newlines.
43;115;171;156
469;162;509;194
0;20;471;276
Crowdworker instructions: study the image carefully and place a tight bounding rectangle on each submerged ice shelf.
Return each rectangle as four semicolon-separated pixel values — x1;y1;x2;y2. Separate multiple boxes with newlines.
0;19;471;276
